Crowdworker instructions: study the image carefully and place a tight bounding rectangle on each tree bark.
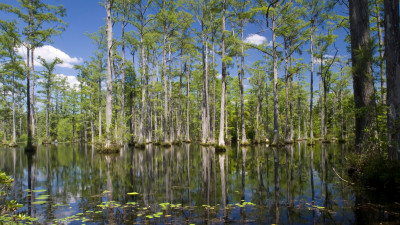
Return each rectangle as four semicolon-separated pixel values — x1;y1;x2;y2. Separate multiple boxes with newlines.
272;18;280;145
168;44;174;142
46;77;50;140
185;62;190;141
162;31;168;143
26;32;33;150
105;0;113;148
384;0;400;160
98;73;102;139
297;74;302;140
265;55;269;138
212;42;216;142
256;71;262;142
349;0;375;149
218;0;227;146
138;34;146;144
240;24;247;144
31;48;36;140
201;23;210;144
319;79;324;138
120;7;126;145
375;0;386;104
284;42;290;142
309;23;315;141
11;73;16;144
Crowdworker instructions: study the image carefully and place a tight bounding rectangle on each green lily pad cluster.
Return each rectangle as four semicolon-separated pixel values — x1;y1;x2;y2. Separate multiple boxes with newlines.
235;201;256;208
145;211;163;219
97;200;121;209
0;214;39;224
53;214;91;224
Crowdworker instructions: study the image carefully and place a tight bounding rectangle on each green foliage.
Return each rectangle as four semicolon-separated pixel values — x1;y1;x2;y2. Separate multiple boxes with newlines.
57;118;73;141
1;172;23;216
18;134;27;143
347;150;400;192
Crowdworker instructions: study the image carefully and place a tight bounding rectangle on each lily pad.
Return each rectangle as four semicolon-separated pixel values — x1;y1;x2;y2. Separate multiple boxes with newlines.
32;201;47;205
36;195;50;200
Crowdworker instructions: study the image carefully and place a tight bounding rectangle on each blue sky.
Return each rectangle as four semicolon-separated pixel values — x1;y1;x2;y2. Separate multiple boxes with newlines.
2;0;350;91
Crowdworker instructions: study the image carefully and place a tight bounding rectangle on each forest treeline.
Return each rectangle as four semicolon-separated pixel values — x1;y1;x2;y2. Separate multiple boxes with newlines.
0;0;398;159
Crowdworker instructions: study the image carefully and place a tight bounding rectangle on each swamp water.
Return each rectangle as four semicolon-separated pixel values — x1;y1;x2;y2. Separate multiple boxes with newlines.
1;142;400;224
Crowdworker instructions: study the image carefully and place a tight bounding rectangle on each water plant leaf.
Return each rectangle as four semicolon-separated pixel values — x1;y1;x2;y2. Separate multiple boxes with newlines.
36;195;50;200
32;200;47;205
32;189;46;193
127;192;139;195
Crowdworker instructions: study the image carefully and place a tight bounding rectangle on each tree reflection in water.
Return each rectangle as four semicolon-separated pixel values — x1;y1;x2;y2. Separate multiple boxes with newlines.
0;142;397;224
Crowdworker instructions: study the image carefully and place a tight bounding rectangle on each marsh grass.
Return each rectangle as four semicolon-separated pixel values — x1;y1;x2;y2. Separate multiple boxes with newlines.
97;145;120;154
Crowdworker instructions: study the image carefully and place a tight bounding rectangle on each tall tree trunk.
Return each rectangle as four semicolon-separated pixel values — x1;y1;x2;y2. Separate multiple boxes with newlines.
284;41;290;142
340;79;344;140
240;24;247;144
319;79;324;138
236;102;239;141
332;96;336;138
162;34;168;143
256;72;262;142
139;34;146;144
384;0;400;160
225;88;228;141
297;74;302;140
26;38;33;150
168;44;174;142
323;80;328;138
105;0;113;148
289;74;294;141
178;50;183;141
31;48;35;140
309;23;315;141
272;18;280;145
218;0;227;146
201;24;210;144
265;54;269;139
120;14;126;146
349;0;375;149
11;73;16;144
212;41;216;142
98;76;102;139
185;63;190;141
46;82;50;140
375;0;386;103
130;50;136;142
90;95;95;144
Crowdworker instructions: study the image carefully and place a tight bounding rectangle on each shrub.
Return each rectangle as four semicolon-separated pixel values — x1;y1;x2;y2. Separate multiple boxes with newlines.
346;150;400;193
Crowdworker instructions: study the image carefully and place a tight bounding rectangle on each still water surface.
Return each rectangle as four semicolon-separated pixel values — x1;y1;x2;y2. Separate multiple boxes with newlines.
1;142;399;224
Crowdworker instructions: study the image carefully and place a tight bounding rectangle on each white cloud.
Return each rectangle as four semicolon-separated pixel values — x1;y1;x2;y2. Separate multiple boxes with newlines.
17;45;83;69
313;58;327;65
56;74;80;89
313;55;335;65
216;73;222;79
245;34;268;46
